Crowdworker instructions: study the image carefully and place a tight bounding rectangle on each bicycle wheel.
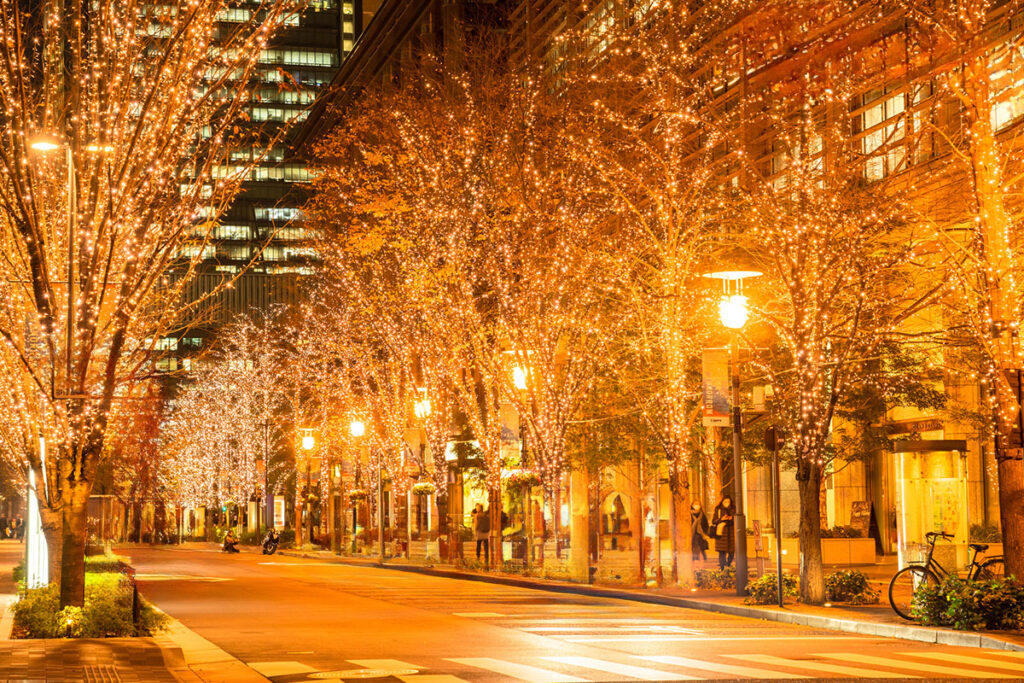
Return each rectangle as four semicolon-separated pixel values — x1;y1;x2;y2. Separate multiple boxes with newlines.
975;558;1006;582
889;566;936;621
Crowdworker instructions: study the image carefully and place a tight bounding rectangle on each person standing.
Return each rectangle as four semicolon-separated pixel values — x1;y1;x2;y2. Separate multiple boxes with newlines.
690;502;710;563
472;504;490;562
15;516;24;542
712;497;736;569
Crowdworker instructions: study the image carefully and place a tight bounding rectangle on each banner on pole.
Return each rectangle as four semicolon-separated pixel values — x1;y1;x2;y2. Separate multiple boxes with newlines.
702;348;731;426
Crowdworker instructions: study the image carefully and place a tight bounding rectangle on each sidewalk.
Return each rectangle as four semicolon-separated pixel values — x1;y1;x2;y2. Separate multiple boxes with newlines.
275;546;1024;652
0;541;268;683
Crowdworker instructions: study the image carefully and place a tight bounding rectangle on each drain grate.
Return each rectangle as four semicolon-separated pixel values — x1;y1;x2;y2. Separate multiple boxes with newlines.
82;664;122;683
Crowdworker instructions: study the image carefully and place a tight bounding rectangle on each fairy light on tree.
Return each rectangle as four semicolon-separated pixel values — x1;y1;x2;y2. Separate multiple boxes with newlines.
0;0;305;606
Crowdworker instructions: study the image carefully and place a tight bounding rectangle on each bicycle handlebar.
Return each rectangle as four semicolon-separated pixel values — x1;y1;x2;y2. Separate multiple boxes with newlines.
925;531;954;541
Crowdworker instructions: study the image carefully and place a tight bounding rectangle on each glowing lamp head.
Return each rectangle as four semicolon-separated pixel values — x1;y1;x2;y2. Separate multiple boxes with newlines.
349;420;365;438
28;134;62;153
513;366;528;390
301;433;315;451
414;399;431;419
719;294;750;329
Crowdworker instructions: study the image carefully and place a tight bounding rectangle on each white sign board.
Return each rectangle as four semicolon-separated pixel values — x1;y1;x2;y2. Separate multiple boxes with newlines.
273;496;286;530
26;466;48;589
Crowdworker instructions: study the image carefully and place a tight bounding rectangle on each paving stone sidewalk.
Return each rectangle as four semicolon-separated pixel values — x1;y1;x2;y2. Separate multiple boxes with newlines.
0;637;179;682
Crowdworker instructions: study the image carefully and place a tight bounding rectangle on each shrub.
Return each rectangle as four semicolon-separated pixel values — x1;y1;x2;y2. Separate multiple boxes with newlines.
745;572;799;605
969;524;1002;543
12;559;24;583
84;553;129;574
825;570;879;604
913;576;1024;631
694;567;735;590
13;567;168;638
278;528;296;547
819;526;864;539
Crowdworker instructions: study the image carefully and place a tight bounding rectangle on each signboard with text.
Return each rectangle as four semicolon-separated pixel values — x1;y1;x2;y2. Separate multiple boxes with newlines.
702;349;731;426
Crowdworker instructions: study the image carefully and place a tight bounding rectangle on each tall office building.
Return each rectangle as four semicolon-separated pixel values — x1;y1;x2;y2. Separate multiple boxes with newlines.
164;0;380;371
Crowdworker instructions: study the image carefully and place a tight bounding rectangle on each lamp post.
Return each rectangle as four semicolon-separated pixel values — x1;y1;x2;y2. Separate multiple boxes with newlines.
27;134;113;399
414;393;431;545
704;269;761;596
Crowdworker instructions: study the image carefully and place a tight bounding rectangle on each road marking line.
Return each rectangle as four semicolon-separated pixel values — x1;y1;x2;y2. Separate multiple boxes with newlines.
902;651;1024;673
727;654;914;678
349;659;423;670
823;653;1008;678
398;676;472;683
523;626;701;633
447;657;588;682
543;656;696;681
452;612;506;617
247;661;318;676
560;636;705;643
637;655;809;679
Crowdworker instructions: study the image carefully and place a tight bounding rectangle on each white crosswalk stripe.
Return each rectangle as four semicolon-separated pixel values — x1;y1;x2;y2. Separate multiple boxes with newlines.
820;652;1007;678
902;651;1024;674
542;656;697;681
257;650;1024;682
725;654;918;678
637;655;809;679
447;657;589;682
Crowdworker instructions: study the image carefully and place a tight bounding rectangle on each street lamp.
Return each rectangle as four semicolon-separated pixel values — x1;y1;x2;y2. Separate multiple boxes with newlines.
26;134;114;400
704;269;761;596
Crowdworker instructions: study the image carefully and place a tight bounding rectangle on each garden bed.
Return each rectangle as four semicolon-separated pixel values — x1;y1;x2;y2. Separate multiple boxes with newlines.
12;554;166;639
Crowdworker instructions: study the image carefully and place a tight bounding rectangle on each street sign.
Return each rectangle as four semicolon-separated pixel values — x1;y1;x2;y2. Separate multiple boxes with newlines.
702;348;731;426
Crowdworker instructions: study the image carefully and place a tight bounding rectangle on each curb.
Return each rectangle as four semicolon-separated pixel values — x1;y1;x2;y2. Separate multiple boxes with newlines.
0;593;15;641
150;605;269;682
277;550;1024;652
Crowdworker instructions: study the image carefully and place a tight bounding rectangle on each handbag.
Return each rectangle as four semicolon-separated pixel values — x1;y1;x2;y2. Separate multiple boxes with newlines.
715;521;727;537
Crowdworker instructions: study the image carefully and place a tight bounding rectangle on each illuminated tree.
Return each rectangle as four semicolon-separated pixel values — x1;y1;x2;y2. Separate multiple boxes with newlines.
894;0;1024;578
0;0;303;604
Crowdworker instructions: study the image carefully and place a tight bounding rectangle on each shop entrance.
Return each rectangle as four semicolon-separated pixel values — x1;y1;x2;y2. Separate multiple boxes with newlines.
893;439;968;570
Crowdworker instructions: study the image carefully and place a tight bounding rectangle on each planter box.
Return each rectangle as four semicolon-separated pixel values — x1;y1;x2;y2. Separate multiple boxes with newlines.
595;549;641;586
760;537;875;566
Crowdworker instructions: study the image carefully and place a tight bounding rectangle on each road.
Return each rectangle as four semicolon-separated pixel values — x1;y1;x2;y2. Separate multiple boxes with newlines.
128;546;1024;682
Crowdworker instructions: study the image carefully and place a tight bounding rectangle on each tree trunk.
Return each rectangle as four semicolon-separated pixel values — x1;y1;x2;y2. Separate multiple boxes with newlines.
796;460;824;605
961;52;1024;579
40;507;63;588
489;485;501;567
569;469;589;582
59;480;91;607
670;473;693;586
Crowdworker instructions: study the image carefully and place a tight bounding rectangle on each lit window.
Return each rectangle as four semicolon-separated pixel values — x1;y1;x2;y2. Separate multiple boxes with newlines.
990;43;1024;131
859;88;905;181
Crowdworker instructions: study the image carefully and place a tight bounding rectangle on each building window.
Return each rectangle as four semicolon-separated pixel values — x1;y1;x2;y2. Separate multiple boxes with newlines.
991;43;1024;131
254;207;303;221
858;88;906;181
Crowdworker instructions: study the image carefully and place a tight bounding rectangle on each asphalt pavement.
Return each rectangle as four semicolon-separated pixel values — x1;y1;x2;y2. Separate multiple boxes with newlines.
127;546;1024;682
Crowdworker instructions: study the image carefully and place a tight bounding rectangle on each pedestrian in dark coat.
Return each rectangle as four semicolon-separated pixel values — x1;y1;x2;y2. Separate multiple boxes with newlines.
712;497;736;569
690;502;710;562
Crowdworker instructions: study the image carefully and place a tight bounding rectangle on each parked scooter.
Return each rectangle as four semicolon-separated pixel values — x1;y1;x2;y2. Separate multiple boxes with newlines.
261;529;280;555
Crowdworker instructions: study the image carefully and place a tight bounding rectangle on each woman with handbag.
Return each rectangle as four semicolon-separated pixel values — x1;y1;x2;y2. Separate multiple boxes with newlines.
711;497;736;569
690;502;710;562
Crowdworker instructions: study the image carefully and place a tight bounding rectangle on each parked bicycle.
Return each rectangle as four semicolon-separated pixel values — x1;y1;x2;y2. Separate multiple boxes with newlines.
889;531;1006;620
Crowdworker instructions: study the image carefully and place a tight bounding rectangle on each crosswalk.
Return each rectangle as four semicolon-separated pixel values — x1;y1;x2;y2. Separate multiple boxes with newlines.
248;649;1024;681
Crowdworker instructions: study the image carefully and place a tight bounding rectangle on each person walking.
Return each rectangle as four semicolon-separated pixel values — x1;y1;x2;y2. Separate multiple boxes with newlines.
472;504;490;562
690;502;710;563
15;516;24;542
712;497;736;569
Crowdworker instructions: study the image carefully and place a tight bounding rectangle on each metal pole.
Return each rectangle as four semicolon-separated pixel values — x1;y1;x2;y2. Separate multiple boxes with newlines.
66;146;76;396
378;458;385;565
731;333;748;596
305;462;312;548
772;432;783;607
